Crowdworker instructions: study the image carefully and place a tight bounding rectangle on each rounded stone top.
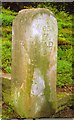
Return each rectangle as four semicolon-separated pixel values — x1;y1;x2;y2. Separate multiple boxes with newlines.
13;8;56;23
19;8;54;15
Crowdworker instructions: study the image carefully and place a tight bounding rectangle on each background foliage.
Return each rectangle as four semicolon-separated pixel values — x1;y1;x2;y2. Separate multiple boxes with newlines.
1;2;73;87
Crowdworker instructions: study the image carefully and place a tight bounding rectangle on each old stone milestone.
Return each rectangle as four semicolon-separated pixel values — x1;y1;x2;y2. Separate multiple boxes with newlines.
12;8;58;118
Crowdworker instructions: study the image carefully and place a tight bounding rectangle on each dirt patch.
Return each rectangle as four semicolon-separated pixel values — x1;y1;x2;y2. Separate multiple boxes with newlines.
57;85;74;94
55;85;74;118
54;105;74;118
2;102;20;119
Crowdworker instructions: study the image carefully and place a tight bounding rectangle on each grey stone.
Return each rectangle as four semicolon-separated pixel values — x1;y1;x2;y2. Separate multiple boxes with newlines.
12;8;58;118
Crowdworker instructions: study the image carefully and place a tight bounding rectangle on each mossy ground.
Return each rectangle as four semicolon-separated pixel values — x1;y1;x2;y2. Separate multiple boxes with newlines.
1;77;74;118
2;102;74;118
2;87;74;118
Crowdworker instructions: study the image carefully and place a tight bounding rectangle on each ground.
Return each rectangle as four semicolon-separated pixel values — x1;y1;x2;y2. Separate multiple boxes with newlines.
54;105;74;118
2;85;74;119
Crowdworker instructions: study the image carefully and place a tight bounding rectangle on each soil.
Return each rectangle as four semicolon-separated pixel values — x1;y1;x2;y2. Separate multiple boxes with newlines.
55;85;74;118
2;102;21;118
54;105;74;118
2;103;74;118
56;85;74;93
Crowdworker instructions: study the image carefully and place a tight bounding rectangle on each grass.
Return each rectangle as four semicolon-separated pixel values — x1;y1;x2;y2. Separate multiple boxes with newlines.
57;46;72;87
57;60;72;87
0;13;15;26
2;40;11;73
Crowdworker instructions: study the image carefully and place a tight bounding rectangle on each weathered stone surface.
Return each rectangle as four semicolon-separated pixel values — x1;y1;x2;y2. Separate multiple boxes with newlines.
12;8;58;118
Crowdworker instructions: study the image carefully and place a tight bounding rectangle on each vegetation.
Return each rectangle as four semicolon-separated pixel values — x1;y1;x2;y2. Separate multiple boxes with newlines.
1;3;73;87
